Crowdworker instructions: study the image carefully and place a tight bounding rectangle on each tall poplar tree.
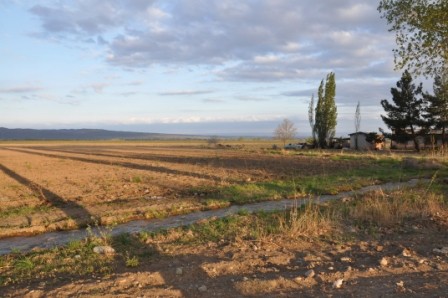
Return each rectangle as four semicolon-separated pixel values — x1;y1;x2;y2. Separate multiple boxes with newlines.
308;94;316;145
314;72;337;148
380;70;426;151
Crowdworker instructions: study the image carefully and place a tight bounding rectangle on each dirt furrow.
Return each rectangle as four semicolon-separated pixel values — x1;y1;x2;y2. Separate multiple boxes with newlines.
2;147;222;182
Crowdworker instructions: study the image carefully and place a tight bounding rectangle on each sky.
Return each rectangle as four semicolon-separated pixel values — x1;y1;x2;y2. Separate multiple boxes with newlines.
0;0;422;137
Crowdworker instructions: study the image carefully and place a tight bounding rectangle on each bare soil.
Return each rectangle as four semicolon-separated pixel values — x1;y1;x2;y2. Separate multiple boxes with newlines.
1;142;446;297
2;216;447;297
0;143;369;238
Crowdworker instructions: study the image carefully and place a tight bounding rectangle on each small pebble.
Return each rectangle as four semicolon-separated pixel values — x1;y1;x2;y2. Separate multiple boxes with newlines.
380;257;388;267
433;247;448;255
333;279;343;289
198;285;207;292
402;249;411;257
305;269;315;278
93;246;115;255
340;257;352;262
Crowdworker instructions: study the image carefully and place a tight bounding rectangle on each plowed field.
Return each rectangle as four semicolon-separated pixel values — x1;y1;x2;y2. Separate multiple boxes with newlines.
0;142;400;238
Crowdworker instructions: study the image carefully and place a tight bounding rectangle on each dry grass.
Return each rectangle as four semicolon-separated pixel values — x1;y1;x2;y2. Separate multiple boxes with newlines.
347;187;446;228
1;182;447;287
144;183;447;246
278;200;335;238
277;182;447;238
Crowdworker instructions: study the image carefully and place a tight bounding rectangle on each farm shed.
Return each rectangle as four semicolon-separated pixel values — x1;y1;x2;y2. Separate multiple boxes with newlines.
390;130;447;150
349;132;384;150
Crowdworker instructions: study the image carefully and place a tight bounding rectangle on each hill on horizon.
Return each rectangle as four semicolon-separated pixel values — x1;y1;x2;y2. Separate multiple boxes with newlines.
0;127;197;140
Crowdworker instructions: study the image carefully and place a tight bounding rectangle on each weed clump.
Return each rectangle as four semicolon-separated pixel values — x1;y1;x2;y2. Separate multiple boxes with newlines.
347;188;446;228
279;200;335;238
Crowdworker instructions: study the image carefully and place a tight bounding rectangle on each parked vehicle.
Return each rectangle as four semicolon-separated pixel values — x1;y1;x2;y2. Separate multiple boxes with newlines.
284;143;303;150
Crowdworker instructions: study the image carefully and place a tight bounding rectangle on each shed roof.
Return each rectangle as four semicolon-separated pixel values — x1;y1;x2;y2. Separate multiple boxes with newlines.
349;132;369;136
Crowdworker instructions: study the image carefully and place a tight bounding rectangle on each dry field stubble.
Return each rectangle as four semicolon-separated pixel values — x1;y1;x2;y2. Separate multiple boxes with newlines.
0;141;440;239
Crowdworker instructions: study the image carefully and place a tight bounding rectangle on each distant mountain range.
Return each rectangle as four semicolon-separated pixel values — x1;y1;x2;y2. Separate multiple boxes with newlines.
0;127;196;140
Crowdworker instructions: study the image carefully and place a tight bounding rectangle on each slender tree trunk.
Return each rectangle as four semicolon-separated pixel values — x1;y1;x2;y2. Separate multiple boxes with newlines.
442;126;446;153
410;125;420;152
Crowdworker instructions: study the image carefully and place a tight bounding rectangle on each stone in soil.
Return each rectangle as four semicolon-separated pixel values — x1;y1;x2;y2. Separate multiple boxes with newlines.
340;257;352;262
433;247;448;255
305;269;315;278
402;248;412;257
93;246;115;255
333;279;343;289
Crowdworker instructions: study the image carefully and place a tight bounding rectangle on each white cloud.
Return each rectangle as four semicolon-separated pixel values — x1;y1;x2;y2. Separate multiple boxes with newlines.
158;90;214;96
120;114;284;125
126;80;144;86
29;0;394;77
336;3;373;22
145;6;169;20
254;55;281;64
21;0;403;134
203;98;225;103
90;82;109;93
0;86;42;93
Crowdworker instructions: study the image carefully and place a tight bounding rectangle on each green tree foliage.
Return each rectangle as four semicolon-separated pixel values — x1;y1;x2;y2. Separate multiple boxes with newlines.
423;71;448;147
274;118;297;147
314;72;337;148
365;132;385;145
380;70;426;151
378;0;448;77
